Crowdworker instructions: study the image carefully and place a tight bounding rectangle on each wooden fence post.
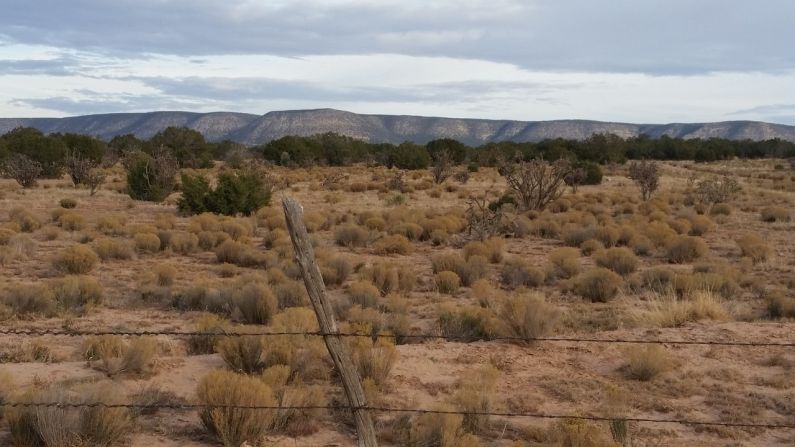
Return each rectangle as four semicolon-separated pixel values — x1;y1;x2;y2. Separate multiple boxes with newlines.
282;197;379;447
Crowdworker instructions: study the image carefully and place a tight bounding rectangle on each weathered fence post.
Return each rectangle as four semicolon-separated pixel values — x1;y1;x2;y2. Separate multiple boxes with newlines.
282;197;378;447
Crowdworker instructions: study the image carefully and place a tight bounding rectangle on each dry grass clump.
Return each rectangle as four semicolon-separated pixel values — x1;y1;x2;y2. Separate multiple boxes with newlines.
49;275;103;313
93;237;135;260
580;239;605;256
761;206;791;222
674;272;739;299
736;233;772;263
56;211;85;231
373;234;414;255
59;197;78;208
361;262;416;295
497;292;560;341
215;239;269;267
666;236;708;263
637;291;729;327
198;230;230;250
349;335;399;388
95;214;127;236
545;419;620;447
1;283;57;316
9;207;42;232
438;304;494;341
431;252;487;286
639;267;676;293
169;231;199;254
0;227;16;245
594;247;638;275
435;271;461;294
153;263;177;286
218;335;266;373
709;202;732;216
688;215;714;236
319;255;353;286
452;365;499;433
622;345;673;381
197;370;277;447
767;291;795;319
334;224;370;248
82;335;158;377
500;257;545;289
548;247;581;279
172;283;225;313
187;313;230;355
396;406;480;447
53;244;99;274
7;383;132;447
0;233;37;265
573;268;623;302
463;238;504;263
134;232;161;253
226;281;278;324
348;280;381;308
274;280;308;308
643;221;677;248
388;222;424;240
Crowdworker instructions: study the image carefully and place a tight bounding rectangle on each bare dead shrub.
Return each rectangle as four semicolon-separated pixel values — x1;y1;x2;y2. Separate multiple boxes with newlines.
499;159;571;210
2;153;42;188
465;195;503;241
431;149;453;184
628;160;660;201
692;175;741;209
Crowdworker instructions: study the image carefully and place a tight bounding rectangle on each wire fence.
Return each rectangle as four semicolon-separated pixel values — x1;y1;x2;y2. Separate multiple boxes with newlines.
0;402;793;430
2;326;795;434
1;327;794;347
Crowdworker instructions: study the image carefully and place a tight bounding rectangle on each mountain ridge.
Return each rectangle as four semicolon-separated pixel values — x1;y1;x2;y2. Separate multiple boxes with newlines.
2;108;794;146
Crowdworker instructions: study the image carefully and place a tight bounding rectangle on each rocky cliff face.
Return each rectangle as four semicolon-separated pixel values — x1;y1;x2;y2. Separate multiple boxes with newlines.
2;108;794;145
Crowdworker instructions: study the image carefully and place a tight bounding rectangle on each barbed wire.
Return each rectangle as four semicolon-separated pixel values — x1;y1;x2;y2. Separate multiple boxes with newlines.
1;402;793;429
1;327;794;347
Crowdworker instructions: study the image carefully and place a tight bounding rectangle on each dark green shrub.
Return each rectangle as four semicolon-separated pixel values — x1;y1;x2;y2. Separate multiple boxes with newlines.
178;170;271;216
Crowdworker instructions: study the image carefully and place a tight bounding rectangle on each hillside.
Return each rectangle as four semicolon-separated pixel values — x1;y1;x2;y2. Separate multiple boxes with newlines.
2;108;795;145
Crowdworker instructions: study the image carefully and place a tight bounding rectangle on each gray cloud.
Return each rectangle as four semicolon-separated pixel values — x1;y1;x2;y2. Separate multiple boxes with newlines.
1;0;794;74
10;94;199;115
0;56;82;76
9;76;572;115
137;76;571;104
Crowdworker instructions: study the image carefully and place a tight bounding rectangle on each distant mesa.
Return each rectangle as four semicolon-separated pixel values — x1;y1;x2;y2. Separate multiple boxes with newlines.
2;108;794;145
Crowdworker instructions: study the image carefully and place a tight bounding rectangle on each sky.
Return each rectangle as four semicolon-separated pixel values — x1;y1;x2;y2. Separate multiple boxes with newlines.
1;0;795;124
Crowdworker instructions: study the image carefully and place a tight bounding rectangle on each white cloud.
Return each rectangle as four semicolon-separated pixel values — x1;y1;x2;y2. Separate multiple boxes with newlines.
3;43;795;124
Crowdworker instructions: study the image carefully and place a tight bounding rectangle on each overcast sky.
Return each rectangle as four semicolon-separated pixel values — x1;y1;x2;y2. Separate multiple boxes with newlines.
1;0;794;124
